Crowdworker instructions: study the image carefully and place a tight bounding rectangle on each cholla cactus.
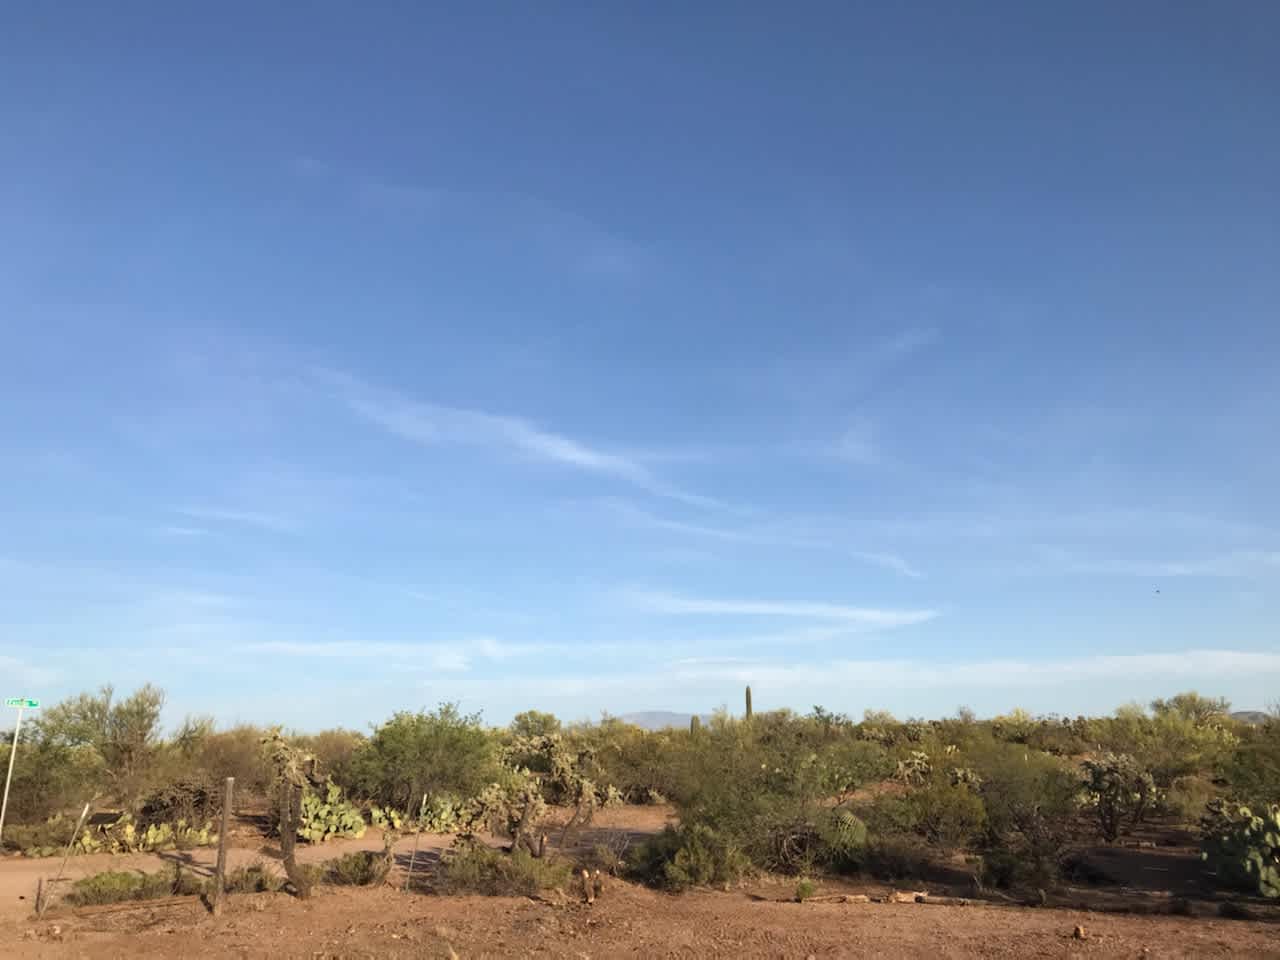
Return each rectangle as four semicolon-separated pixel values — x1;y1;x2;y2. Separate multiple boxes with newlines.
459;770;548;852
261;729;323;898
1081;752;1158;842
896;750;931;786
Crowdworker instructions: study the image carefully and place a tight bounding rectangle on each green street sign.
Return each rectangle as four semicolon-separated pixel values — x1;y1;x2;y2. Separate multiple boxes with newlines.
4;698;38;709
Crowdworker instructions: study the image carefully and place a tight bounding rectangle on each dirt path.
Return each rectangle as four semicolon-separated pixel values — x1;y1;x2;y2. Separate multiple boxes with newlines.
5;882;1278;958
0;827;455;919
0;804;674;920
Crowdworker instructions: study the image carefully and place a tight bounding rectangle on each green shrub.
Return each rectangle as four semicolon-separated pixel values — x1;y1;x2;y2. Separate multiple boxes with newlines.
1162;775;1218;825
30;684;166;809
858;836;933;882
66;865;200;906
1219;720;1280;810
974;744;1080;887
654;714;869;874
979;849;1020;889
860;781;985;852
196;725;274;798
861;792;923;838
346;704;502;815
510;710;562;739
1089;696;1238;789
856;710;900;747
1201;801;1280;898
571;718;679;804
292;728;364;785
627;824;749;891
0;740;104;827
585;841;628;877
67;870;171;906
665;824;750;889
795;877;817;902
324;850;392;886
903;782;987;849
2;815;77;856
223;861;284;894
991;709;1037;744
436;841;571;896
821;740;894;801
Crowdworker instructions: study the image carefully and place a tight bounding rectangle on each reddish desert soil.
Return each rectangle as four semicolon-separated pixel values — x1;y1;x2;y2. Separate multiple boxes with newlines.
3;803;1277;958
5;882;1280;959
0;804;675;922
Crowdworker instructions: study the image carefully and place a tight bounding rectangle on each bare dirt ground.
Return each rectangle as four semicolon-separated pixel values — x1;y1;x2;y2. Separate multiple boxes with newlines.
5;882;1280;959
2;803;1277;957
0;804;674;922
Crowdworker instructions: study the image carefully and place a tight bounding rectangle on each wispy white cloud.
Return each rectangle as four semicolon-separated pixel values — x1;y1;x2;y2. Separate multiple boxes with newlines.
239;640;474;673
606;500;922;578
233;635;591;673
835;417;882;466
0;654;58;689
666;649;1280;693
315;369;725;509
849;552;922;579
1036;547;1280;579
157;525;208;537
627;589;937;628
472;648;1280;711
341;172;648;276
174;507;296;534
354;179;450;214
878;327;941;359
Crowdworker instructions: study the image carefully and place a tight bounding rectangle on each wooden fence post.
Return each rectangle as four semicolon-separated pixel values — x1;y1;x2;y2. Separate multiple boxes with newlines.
212;777;234;916
403;793;427;892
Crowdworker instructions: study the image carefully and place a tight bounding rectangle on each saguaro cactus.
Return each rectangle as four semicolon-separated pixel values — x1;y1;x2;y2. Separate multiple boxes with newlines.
690;714;701;734
745;685;753;720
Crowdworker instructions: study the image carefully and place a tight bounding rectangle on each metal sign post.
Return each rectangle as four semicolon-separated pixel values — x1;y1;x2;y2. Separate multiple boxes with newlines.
0;698;40;847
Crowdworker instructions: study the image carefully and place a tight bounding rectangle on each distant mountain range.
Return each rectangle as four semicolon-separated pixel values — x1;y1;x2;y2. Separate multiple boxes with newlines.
616;710;1272;729
618;711;710;731
1230;711;1271;725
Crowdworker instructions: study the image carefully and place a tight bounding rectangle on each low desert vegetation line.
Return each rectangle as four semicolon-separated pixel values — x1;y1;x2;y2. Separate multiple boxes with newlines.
4;685;1278;901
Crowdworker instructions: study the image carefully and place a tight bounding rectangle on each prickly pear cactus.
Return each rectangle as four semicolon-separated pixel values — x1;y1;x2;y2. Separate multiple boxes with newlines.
1201;800;1280;898
369;805;404;831
298;782;367;842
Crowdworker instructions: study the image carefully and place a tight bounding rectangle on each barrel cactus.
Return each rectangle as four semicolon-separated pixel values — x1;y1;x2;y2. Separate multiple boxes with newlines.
1201;800;1280;898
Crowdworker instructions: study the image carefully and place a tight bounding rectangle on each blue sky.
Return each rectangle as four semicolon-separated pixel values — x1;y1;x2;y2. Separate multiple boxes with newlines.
2;4;1278;730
